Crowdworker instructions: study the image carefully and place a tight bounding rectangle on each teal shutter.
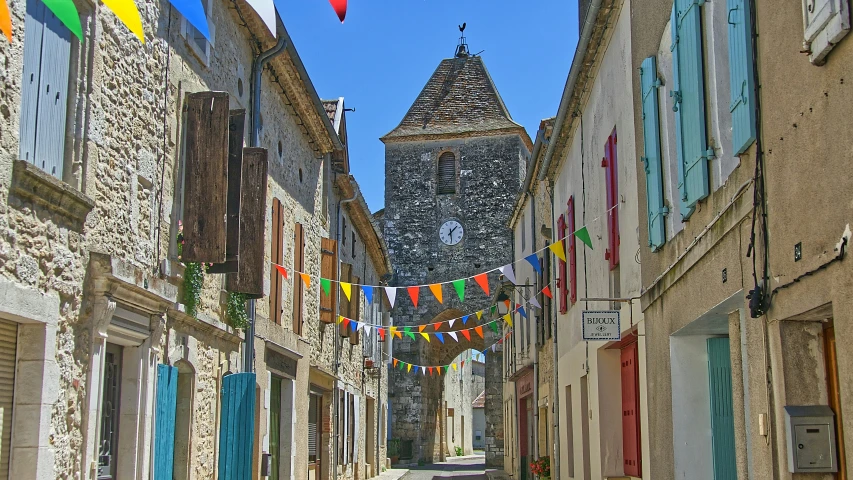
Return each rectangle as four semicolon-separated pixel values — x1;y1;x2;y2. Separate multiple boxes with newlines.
640;56;667;251
19;0;72;179
727;0;757;154
671;0;709;218
707;338;737;480
154;365;178;480
219;372;256;480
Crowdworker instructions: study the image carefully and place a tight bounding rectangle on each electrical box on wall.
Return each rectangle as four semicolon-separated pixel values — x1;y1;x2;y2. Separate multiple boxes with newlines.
784;405;838;473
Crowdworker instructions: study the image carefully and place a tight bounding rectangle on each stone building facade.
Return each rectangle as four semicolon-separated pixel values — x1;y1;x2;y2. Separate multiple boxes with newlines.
382;42;532;465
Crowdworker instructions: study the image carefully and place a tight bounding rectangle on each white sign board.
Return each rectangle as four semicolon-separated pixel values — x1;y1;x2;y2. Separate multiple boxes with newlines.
582;310;621;341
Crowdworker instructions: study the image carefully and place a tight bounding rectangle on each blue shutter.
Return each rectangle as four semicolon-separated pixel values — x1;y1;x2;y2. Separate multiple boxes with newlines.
219;372;256;480
707;338;737;480
671;0;709;218
154;365;178;480
19;0;71;179
640;56;667;251
727;0;757;154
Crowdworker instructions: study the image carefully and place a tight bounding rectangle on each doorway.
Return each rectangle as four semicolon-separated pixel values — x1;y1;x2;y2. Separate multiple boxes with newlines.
270;375;295;480
824;325;847;480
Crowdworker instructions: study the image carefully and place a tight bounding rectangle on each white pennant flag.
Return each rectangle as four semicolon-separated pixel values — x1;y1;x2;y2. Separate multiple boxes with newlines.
245;0;277;37
448;331;458;342
354;321;362;332
499;264;517;284
529;296;541;309
385;287;397;308
449;318;456;328
364;325;372;337
492;344;497;352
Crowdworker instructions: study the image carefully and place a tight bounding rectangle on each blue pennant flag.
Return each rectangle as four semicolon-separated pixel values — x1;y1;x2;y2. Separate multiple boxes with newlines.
169;0;210;39
435;332;444;344
518;306;528;319
414;366;419;374
462;315;469;324
362;286;373;305
524;254;542;274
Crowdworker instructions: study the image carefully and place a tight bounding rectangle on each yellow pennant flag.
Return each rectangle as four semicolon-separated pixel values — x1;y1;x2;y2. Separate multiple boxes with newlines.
476;310;483;320
428;283;443;303
503;313;513;327
390;326;397;337
101;0;145;42
452;363;457;371
300;273;311;288
407;364;412;373
549;240;567;262
337;315;343;324
340;282;352;300
420;332;431;343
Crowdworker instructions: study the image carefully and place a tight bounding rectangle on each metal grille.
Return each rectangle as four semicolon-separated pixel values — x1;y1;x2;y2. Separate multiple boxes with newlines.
98;344;123;480
437;152;456;194
0;318;17;478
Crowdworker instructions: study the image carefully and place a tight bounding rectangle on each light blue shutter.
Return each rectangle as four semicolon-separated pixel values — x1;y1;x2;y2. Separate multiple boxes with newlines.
19;0;71;179
727;0;757;154
154;364;178;480
640;56;667;251
707;338;737;480
219;372;256;480
671;0;709;218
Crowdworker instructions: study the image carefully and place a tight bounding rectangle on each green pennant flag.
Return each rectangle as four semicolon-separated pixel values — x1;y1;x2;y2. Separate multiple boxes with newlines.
574;226;594;250
42;0;84;40
489;305;497;317
321;278;331;297
489;321;499;334
452;279;465;303
444;365;449;372
404;326;416;341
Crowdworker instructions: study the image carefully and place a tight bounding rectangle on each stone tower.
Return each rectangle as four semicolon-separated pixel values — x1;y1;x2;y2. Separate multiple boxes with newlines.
382;41;532;466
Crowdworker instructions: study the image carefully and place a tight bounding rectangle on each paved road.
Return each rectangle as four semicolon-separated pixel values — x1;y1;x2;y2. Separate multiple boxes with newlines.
400;455;488;480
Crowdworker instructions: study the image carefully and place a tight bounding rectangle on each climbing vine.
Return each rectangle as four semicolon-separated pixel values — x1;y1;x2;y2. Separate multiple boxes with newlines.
177;220;204;319
227;292;249;330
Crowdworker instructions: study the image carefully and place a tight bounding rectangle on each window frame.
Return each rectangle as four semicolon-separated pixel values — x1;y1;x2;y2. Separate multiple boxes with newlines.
180;0;215;66
436;151;458;195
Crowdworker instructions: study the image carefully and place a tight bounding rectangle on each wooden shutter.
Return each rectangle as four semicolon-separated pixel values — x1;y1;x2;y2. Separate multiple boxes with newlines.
293;223;304;335
672;0;709;218
320;238;338;324
621;342;641;477
349;394;355;463
602;130;620;270
19;0;71;179
567;196;577;305
182;92;230;263
349;275;360;345
557;214;568;313
0;319;17;478
640;57;668;251
154;365;178;480
225;148;268;297
352;395;360;463
707;338;737;480
727;0;757;154
269;199;284;325
218;372;256;480
209;110;245;273
437;152;456;194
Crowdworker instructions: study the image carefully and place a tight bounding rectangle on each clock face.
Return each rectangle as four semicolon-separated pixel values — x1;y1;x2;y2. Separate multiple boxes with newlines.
439;220;464;246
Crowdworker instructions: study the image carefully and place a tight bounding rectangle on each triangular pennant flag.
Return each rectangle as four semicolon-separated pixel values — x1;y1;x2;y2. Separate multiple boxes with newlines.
574;226;594;250
435;332;444;344
300;273;311;288
428;284;443;304
0;0;12;42
489;321;499;334
100;0;145;42
41;0;84;40
363;325;372;337
414;366;419;374
328;0;346;22
340;282;352;300
390;327;399;339
321;278;331;297
385;287;397;308
490;305;497;316
352;321;361;331
378;329;386;341
422;367;427;376
399;361;405;370
503;314;513;327
452;363;457;371
542;286;553;299
530;296;542;309
461;360;465;368
407;364;412;373
432;322;441;332
449;318;456;328
504;300;511;309
404;327;415;341
167;0;210;39
473;273;490;296
420;332;431;342
362;286;373;305
518;306;528;319
492;344;497;352
418;325;427;333
475;311;482;321
407;286;419;308
549;240;567;262
461;329;471;341
274;264;288;279
474;326;484;338
448;331;458;342
525;254;542;274
393;358;398;368
462;315;470;325
499;264;517;284
452;279;465;302
245;0;276;36
428;367;434;376
342;318;350;328
336;315;343;324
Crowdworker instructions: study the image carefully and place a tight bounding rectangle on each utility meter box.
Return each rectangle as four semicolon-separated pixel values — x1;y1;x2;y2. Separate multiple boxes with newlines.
784;405;838;473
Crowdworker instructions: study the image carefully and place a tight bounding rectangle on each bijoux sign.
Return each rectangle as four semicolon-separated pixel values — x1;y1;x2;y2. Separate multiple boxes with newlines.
582;310;621;341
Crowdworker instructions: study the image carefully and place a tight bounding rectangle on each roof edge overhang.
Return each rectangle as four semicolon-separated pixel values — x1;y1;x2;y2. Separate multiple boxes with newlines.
381;126;533;151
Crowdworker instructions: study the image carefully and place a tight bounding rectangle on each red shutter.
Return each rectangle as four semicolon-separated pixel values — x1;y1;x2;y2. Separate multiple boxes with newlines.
293;223;304;335
567;196;577;305
603;129;620;270
557;214;568;313
270;199;284;325
621;342;641;477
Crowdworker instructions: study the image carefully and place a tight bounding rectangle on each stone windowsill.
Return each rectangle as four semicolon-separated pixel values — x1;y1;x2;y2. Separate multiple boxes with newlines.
11;160;94;225
172;303;244;343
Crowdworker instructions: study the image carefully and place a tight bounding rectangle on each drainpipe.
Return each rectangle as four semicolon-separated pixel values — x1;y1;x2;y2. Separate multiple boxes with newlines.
548;181;560;480
530;191;539;462
243;34;287;375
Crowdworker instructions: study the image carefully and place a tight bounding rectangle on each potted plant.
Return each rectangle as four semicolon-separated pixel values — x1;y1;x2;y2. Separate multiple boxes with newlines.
388;438;400;464
530;456;550;480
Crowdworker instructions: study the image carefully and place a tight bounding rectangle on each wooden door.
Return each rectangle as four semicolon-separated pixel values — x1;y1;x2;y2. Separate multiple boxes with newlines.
825;326;847;480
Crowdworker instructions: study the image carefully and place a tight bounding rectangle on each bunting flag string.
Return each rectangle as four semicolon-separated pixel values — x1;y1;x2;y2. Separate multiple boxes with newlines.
0;0;12;42
385;332;512;373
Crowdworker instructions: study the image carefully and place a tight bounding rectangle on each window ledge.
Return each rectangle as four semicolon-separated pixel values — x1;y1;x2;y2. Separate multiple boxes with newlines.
11;160;94;225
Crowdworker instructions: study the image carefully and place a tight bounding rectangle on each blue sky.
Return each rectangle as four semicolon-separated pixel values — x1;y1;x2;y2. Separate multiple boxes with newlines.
277;1;579;212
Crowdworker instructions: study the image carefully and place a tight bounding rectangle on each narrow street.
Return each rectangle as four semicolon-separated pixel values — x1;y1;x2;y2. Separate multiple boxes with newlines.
401;455;490;480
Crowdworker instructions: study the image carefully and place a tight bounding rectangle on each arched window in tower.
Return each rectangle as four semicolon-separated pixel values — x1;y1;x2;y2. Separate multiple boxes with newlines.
437;152;457;195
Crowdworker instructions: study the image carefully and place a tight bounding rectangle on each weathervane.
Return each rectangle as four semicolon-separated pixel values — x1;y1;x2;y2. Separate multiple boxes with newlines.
456;22;469;57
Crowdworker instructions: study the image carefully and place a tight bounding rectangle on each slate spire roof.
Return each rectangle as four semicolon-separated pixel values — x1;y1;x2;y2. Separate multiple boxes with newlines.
381;55;526;141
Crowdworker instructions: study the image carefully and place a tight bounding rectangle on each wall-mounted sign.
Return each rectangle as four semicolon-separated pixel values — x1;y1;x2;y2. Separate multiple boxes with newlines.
582;310;621;341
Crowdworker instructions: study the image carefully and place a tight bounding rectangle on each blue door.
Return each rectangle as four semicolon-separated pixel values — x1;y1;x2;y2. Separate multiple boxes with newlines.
707;338;737;480
219;373;256;480
154;364;178;480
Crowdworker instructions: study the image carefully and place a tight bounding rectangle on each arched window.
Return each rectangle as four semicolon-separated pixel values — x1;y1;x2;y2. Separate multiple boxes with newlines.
437;152;456;195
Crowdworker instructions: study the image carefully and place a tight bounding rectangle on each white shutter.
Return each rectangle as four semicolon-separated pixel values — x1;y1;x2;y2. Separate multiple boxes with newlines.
0;319;18;478
353;395;360;463
802;0;850;64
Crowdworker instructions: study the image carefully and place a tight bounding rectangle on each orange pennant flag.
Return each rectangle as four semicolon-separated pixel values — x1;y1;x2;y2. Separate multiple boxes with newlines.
474;326;484;338
300;273;311;288
461;329;471;341
394;330;403;339
473;273;489;296
504;299;511;309
418;325;427;333
0;0;11;42
407;286;419;307
274;264;288;279
429;283;443;303
393;359;398;368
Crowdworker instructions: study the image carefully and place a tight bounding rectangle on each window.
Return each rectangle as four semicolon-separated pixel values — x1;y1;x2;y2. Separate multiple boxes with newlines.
98;343;123;479
20;0;74;180
567;197;577;305
351;232;356;258
348;394;355;464
0;319;17;478
342;217;347;246
309;393;322;465
557;214;568;313
621;342;641;477
181;0;215;65
437;152;456;194
801;0;850;64
602;129;620;270
520;212;526;251
270;198;284;325
293;222;305;335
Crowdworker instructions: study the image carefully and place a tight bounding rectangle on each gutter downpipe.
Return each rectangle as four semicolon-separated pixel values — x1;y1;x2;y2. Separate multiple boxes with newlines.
549;180;560;480
244;31;287;374
524;131;544;462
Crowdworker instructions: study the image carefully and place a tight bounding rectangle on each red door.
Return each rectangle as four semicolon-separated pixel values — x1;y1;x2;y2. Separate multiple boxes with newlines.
621;342;641;477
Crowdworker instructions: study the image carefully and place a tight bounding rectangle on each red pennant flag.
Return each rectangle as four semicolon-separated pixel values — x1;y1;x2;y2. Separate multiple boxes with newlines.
542;286;553;299
407;286;419;308
428;367;434;375
274;264;288;279
342;318;350;328
461;329;471;341
474;326;484;338
473;273;490;296
328;0;346;22
379;329;386;341
432;322;441;332
461;360;466;368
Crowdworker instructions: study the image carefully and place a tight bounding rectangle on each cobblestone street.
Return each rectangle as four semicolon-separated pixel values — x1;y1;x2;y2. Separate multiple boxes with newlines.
401;456;488;480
